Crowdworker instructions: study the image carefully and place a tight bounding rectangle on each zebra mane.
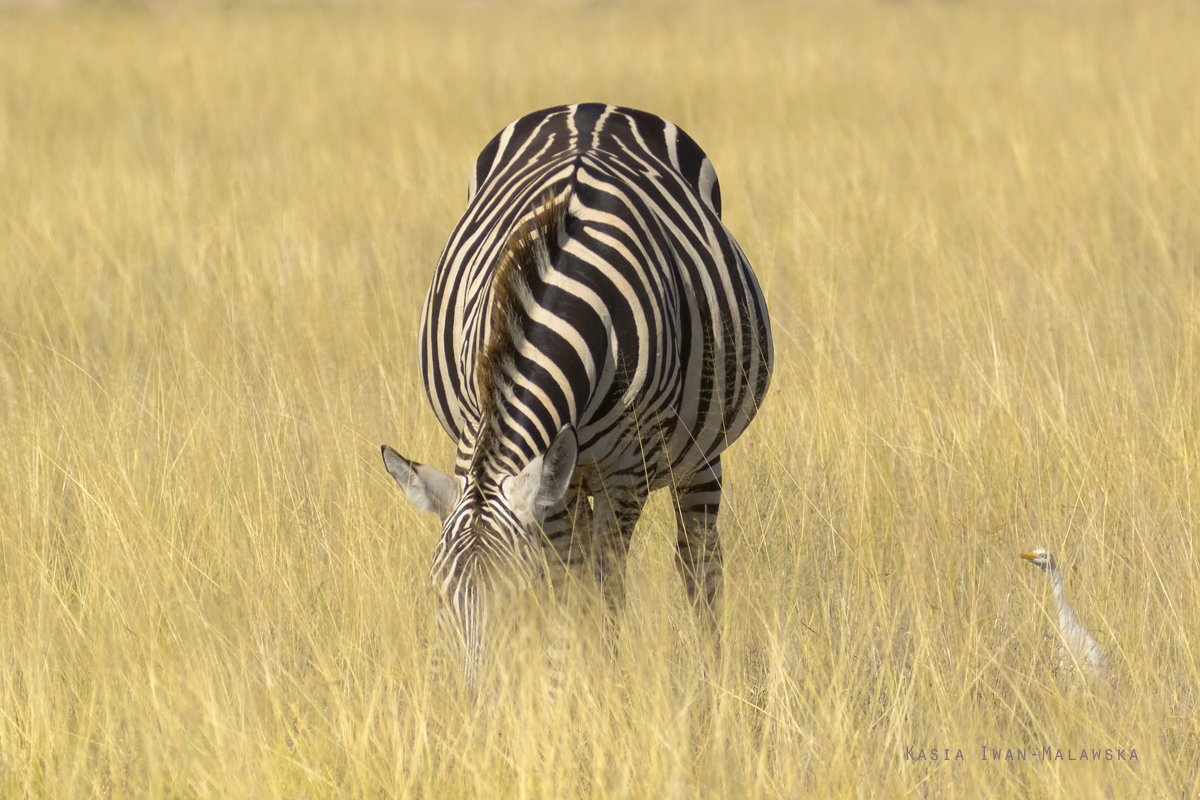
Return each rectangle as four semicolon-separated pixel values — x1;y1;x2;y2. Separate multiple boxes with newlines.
473;188;570;478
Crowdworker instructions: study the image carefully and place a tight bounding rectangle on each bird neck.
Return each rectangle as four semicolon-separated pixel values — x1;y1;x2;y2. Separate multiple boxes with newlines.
1048;567;1065;592
1049;570;1083;643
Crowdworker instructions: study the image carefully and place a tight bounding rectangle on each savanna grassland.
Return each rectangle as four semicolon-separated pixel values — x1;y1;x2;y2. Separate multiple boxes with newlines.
2;1;1199;797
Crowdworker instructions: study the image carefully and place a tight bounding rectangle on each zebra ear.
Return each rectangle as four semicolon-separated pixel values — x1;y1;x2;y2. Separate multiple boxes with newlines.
381;445;462;521
510;426;578;523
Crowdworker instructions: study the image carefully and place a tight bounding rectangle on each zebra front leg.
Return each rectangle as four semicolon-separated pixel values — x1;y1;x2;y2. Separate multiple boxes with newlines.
539;485;592;590
538;486;593;705
672;459;724;650
591;483;648;653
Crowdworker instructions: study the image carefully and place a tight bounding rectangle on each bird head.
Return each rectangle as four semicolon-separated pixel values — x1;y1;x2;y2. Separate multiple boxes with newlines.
1019;548;1058;574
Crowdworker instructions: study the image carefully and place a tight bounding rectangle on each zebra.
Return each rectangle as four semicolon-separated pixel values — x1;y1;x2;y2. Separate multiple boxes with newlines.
381;103;773;691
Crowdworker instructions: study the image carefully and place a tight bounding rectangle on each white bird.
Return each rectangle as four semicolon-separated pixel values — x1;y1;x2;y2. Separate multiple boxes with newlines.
1020;548;1111;683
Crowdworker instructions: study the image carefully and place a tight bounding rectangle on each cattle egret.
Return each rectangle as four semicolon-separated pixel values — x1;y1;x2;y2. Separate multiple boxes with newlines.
1020;549;1111;683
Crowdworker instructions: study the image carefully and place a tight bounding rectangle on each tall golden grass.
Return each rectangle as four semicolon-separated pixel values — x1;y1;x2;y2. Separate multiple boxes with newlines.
2;2;1198;796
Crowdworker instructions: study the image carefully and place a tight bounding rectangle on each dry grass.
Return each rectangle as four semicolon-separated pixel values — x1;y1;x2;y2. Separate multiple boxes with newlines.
2;1;1199;797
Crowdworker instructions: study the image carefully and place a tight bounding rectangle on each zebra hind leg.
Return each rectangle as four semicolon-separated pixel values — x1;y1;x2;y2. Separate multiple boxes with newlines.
672;459;724;656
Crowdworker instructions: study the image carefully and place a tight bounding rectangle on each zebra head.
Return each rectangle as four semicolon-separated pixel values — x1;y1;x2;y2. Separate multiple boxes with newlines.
380;427;578;691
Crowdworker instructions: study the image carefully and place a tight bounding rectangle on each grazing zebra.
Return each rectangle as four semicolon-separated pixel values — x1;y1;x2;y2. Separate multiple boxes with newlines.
382;104;773;690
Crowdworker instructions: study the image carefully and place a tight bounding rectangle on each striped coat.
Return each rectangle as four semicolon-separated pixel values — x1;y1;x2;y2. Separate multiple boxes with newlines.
382;104;772;687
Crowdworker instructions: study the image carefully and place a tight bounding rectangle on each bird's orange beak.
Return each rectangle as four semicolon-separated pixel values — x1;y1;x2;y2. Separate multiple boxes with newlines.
1019;552;1037;561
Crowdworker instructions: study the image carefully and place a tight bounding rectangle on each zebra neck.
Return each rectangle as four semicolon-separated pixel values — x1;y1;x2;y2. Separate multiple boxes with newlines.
467;188;570;481
460;408;548;481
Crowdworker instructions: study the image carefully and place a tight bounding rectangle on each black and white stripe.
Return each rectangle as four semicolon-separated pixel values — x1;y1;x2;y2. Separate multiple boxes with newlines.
383;103;772;687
